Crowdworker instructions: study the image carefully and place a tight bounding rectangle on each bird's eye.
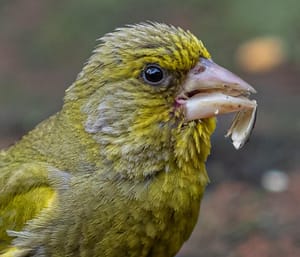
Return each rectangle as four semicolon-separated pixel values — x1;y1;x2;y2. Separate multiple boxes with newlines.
142;64;165;85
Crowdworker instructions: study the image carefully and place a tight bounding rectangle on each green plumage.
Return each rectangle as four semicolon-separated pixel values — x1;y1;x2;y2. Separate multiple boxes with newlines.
0;23;216;257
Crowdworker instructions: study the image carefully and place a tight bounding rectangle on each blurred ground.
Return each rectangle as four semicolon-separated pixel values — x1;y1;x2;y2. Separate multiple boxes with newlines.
178;171;300;257
0;1;299;256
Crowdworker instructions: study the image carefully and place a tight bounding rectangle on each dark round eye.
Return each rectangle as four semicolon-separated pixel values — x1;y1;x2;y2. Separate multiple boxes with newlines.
142;65;165;85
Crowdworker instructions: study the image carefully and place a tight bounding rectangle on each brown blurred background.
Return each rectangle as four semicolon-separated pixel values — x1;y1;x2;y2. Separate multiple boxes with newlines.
0;1;299;256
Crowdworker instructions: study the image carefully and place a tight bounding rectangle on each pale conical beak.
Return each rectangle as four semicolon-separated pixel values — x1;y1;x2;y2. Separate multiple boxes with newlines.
177;58;258;149
177;58;257;121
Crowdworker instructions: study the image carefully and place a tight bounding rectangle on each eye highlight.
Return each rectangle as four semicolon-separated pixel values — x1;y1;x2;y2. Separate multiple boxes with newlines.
142;64;165;85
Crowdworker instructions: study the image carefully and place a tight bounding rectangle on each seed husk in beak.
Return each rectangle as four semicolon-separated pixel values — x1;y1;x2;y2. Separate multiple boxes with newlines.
178;58;258;149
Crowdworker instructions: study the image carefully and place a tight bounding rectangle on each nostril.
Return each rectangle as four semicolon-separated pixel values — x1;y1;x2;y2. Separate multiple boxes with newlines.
193;65;206;74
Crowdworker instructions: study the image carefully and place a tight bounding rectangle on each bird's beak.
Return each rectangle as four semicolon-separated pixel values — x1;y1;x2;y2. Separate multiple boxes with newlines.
177;58;257;149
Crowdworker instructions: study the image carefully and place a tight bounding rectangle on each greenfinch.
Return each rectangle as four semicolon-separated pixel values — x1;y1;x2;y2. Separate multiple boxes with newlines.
0;23;257;257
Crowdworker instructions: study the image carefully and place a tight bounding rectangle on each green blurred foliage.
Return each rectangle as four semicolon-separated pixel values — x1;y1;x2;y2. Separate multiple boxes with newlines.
1;0;299;70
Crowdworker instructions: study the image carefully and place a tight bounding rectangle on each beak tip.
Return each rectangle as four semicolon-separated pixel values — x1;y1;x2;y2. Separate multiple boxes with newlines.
246;82;257;93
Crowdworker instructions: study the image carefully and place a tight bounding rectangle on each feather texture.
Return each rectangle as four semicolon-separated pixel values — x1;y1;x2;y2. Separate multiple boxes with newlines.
0;23;216;257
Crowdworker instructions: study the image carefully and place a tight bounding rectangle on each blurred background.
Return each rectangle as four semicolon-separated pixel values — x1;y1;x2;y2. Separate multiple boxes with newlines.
0;0;299;256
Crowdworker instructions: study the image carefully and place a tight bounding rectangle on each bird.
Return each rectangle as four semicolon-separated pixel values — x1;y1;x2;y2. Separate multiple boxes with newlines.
0;22;257;257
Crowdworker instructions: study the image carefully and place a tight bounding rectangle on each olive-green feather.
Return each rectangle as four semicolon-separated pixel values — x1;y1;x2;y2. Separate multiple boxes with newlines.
0;23;216;257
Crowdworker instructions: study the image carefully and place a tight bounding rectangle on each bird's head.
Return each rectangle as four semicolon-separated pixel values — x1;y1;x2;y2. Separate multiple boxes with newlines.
64;23;257;181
